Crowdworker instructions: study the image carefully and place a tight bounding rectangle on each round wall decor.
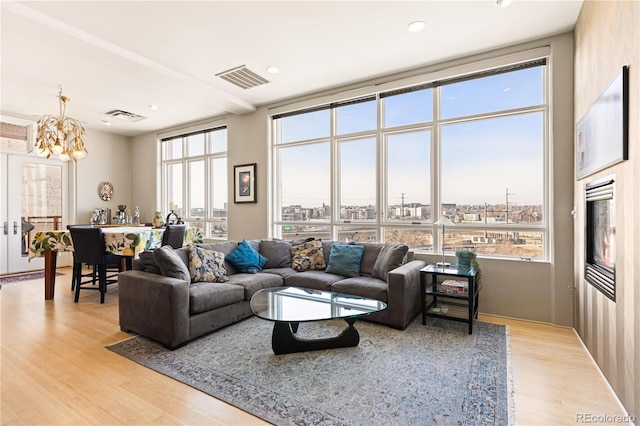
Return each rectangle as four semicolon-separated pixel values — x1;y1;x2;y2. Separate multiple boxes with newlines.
99;181;114;201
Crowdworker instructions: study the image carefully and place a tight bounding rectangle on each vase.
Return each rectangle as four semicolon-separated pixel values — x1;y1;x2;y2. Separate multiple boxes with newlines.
455;250;476;269
152;211;164;228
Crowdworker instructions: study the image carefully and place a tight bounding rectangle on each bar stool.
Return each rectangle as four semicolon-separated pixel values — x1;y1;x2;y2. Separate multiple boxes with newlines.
68;227;121;303
162;224;187;249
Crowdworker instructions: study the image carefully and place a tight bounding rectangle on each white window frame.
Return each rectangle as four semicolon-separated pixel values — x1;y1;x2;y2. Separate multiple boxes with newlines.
159;120;228;240
270;48;551;260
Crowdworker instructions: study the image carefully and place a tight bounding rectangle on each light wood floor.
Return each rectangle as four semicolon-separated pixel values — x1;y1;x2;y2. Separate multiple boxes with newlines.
1;269;627;425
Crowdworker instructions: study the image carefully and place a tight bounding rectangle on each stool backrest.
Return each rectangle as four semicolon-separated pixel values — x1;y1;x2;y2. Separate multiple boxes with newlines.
162;224;186;249
69;227;107;264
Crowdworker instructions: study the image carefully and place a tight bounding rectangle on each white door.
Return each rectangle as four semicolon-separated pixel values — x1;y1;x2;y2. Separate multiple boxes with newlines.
1;153;67;274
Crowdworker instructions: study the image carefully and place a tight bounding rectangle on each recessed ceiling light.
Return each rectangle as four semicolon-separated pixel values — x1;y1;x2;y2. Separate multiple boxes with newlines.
266;66;280;74
496;0;513;7
101;120;111;126
407;21;425;32
149;104;159;111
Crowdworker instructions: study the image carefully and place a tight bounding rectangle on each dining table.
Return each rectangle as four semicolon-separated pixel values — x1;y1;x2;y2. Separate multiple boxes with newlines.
28;225;204;300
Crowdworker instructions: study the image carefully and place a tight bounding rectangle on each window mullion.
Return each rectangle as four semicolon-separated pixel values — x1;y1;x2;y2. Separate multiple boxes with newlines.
330;108;338;240
433;86;442;254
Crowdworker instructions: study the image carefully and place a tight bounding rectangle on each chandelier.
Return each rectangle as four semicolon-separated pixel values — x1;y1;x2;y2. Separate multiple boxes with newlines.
35;86;87;161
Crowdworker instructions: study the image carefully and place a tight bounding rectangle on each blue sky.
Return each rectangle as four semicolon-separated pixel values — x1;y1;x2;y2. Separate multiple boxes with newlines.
278;66;544;208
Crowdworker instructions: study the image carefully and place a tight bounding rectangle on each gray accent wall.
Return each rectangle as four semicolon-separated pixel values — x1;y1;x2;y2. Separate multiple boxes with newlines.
574;0;639;418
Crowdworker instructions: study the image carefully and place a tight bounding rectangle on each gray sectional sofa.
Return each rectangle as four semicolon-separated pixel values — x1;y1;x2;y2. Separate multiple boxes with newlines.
118;239;426;349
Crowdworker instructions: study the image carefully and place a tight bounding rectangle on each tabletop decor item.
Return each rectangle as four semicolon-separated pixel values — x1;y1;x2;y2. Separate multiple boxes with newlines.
152;211;164;228
234;163;256;203
455;249;482;286
434;217;455;266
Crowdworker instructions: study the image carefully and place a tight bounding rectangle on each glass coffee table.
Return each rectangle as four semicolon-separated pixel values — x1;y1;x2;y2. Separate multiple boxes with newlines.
250;286;387;355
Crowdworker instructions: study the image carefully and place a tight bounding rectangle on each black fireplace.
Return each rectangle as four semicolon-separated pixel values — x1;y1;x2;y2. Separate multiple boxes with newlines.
585;178;615;301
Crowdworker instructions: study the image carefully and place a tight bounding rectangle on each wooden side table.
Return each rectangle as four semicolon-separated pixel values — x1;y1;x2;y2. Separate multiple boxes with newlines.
420;263;479;334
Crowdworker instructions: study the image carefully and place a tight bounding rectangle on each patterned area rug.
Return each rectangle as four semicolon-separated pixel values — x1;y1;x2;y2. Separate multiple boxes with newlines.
108;316;511;426
0;271;62;284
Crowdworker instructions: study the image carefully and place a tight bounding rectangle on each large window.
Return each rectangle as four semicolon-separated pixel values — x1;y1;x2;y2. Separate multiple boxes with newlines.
161;126;228;239
272;58;548;259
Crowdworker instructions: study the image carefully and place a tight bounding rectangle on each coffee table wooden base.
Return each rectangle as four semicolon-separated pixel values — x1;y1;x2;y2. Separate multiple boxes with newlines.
271;317;360;355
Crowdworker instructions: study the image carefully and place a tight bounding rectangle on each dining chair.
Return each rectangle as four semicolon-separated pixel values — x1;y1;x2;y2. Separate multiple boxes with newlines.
161;224;187;249
67;224;94;291
68;227;121;303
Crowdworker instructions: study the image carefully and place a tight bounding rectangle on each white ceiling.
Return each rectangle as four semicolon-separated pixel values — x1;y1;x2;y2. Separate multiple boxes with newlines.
1;0;583;137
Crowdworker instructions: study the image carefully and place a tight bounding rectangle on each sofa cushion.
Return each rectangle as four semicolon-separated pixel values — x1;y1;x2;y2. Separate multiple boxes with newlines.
372;243;409;280
331;276;388;303
189;282;244;315
153;245;191;284
197;241;239;274
325;243;365;278
291;239;326;272
225;272;284;300
284;270;343;291
260;239;292;268
188;244;229;283
322;240;335;266
359;243;384;277
226;239;268;274
261;267;298;280
139;250;161;274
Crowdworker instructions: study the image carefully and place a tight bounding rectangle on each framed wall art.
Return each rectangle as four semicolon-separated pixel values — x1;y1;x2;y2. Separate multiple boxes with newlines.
234;163;256;203
576;65;629;180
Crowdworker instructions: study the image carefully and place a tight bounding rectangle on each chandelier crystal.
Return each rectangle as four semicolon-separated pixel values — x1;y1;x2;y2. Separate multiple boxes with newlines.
35;86;87;161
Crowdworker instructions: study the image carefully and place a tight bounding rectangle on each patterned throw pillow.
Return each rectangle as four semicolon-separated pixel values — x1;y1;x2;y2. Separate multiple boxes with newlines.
188;244;229;283
290;239;326;272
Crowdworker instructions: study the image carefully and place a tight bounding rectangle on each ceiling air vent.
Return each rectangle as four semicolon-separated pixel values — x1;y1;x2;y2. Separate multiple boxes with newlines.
215;65;269;89
103;109;147;123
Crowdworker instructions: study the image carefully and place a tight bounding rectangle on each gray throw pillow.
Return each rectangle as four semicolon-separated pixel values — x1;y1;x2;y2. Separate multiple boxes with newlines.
372;244;409;280
260;239;292;268
139;250;161;274
153;245;191;283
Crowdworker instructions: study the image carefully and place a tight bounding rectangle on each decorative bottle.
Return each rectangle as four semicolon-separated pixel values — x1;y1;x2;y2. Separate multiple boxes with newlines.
152;211;164;228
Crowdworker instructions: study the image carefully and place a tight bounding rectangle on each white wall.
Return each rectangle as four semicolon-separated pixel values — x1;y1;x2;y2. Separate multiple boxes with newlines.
129;131;158;224
74;128;131;224
226;107;270;241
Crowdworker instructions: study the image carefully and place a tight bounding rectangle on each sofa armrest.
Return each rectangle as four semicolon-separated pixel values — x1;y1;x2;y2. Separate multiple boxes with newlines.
118;270;190;349
384;259;427;329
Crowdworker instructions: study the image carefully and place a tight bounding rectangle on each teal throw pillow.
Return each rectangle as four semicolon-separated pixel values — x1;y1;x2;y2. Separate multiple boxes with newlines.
226;239;268;274
325;243;364;278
